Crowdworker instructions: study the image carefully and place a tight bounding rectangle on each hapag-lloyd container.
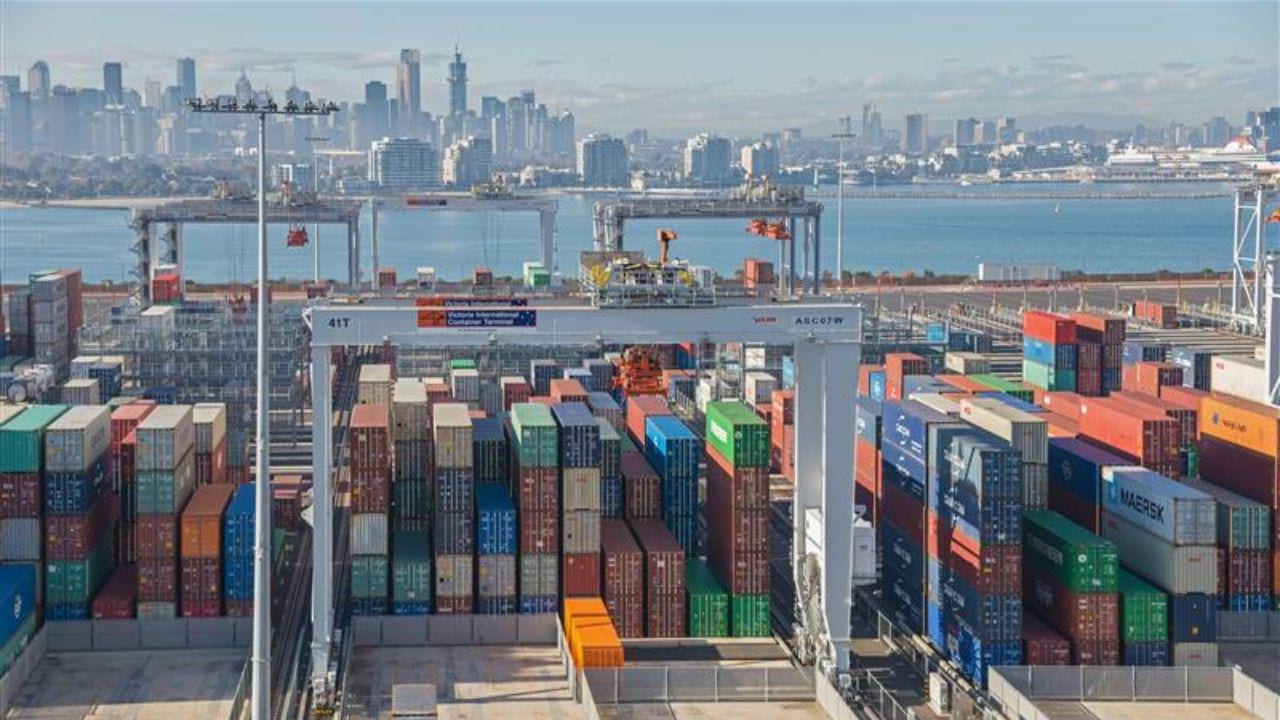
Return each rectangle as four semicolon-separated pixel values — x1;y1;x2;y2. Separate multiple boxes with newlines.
601;519;644;637
1100;466;1216;545
134;405;194;471
1098;512;1218;594
44;405;110;473
958;397;1048;464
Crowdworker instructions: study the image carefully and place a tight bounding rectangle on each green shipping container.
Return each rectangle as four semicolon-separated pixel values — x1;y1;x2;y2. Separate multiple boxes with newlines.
46;531;113;604
449;359;477;370
393;480;431;520
135;452;196;515
351;555;389;599
705;402;771;468
509;403;559;468
391;529;431;603
686;559;729;637
730;594;771;637
1022;359;1076;392
1023;509;1118;593
0;404;68;472
968;375;1034;403
1118;569;1169;643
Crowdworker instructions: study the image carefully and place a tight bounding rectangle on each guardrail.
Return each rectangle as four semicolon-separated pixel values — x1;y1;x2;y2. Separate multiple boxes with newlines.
0;627;47;717
226;659;252;720
987;664;1234;718
581;665;815;704
1233;666;1280;720
854;670;914;720
43;617;252;651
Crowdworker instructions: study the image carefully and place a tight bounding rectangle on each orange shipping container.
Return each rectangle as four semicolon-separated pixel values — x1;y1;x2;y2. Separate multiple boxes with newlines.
1127;362;1183;396
550;379;588;403
562;597;625;668
1040;411;1080;438
1198;393;1280;459
1039;391;1084;421
180;484;235;560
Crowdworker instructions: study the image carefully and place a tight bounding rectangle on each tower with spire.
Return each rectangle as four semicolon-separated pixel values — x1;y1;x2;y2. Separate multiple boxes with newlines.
447;44;467;118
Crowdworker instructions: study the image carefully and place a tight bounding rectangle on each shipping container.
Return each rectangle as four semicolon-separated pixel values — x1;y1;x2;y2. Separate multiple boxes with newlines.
45;492;118;560
351;555;389;599
958;397;1048;464
1099;512;1218;594
44;405;110;473
476;483;517;555
1022;612;1072;665
432;403;474;469
553;403;602;468
134;405;195;471
180;484;233;559
1210;355;1266;404
43;455;107;516
626;395;672;447
705;401;771;467
563;551;601;596
601;519;644;637
0;404;68;472
92;565;137;619
509;403;559;468
46;531;113;604
358;364;392;405
644;415;699;483
1100;466;1216;545
391;528;431;607
1024;311;1077;345
1118;569;1168;644
1077;397;1181;476
1023;509;1119;592
629;517;686;637
519;553;559;598
622;451;661;519
1169;594;1216;642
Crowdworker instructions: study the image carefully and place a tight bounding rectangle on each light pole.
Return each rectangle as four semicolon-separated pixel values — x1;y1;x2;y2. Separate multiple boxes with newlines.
831;131;855;292
186;96;337;720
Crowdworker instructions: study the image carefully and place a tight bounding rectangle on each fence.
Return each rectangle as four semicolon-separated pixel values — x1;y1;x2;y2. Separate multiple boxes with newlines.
226;660;251;720
0;627;47;718
988;665;1235;719
348;613;557;647
855;670;915;720
1234;666;1280;720
1216;611;1280;641
43;617;252;651
581;664;815;704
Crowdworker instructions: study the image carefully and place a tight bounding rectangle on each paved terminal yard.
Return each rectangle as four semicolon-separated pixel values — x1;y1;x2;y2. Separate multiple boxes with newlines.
1029;701;1259;720
6;648;246;720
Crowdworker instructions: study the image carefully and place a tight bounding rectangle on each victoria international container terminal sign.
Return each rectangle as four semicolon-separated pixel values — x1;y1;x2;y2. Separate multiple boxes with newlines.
417;309;538;328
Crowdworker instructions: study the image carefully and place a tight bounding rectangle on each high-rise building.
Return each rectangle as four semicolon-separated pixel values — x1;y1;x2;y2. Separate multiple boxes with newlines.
860;102;883;148
999;116;1018;144
2;88;33;154
143;79;162;109
740;141;779;177
979;119;998;144
235;69;254;104
397;49;421;136
361;81;390;146
1256;107;1280;152
50;87;80;154
442;136;493;186
905;112;928;155
684;133;733;184
27;61;49;99
103;62;123;105
954;117;978;146
176;57;196;101
548;109;575;158
577;134;629;187
448;47;468;118
506;94;528;155
368;136;440;188
1205;116;1231;147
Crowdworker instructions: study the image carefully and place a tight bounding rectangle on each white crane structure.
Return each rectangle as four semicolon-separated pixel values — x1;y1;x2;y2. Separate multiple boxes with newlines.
303;301;870;708
1231;174;1279;331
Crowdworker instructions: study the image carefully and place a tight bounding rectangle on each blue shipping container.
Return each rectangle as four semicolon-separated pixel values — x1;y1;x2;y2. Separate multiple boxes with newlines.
46;602;90;621
519;596;557;614
223;483;256;558
881;400;954;462
434;468;475;514
393;601;430;615
856;396;882;445
433;511;476;555
938;573;1021;644
1024;338;1078;370
602;475;624;518
477;596;518;614
945;619;1022;687
476;483;518;555
1170;594;1216;642
553;403;602;468
782;356;795;388
351;598;389;616
1122;341;1167;365
224;556;254;600
564;367;594;391
904;376;950;396
881;437;927;501
1222;594;1271;612
664;512;700;555
881;520;926;594
1123;641;1169;666
43;455;108;515
472;418;509;483
868;371;886;402
0;564;36;645
1048;438;1129;507
645;416;699;482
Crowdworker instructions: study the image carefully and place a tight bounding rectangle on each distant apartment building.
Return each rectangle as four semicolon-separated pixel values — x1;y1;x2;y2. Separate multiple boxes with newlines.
684;132;733;184
905;112;928;155
368;136;440;189
176;58;196;101
103;62;123;106
577;133;629;187
442;136;493;187
861;102;883;148
740;141;779;177
978;119;998;144
954;117;978;146
999;116;1018;144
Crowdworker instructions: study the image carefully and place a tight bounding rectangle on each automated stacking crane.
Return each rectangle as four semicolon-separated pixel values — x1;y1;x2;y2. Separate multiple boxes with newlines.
302;299;873;710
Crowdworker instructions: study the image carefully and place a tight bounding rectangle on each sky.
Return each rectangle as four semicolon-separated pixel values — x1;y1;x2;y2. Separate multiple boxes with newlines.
3;1;1278;136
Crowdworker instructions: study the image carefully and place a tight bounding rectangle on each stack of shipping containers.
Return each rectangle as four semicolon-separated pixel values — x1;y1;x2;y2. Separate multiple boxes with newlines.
1023;509;1120;664
44;405;112;620
510;403;558;612
1022;311;1077;392
434;403;474;613
1072;312;1126;395
392;379;430;530
704;401;770;637
600;518;644;637
475;482;517;613
628;517;686;637
0;565;37;675
134;405;195;619
959;397;1049;508
1118;569;1169;665
192;403;228;486
109;400;154;565
1179;477;1272;611
223;483;255;616
350;404;391;615
644;414;699;556
0;406;60;603
179;484;232;616
556;402;602;597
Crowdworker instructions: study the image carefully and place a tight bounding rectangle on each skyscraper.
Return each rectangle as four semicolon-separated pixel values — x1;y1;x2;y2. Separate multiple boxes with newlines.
144;79;162;109
999;117;1018;144
905;112;928;155
448;47;467;117
740;142;779;177
176;57;196;101
861;102;883;149
363;81;390;142
397;49;421;136
368;136;440;188
683;133;733;185
104;62;123;105
979;119;998;144
577;134;629;187
954;117;978;146
27;61;49;99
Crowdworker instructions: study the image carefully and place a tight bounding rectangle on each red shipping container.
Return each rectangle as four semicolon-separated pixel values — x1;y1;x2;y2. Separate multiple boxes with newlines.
562;552;601;597
550;379;588;404
112;430;137;493
1072;640;1121;666
424;382;452;400
880;480;924;544
503;380;531;410
1039;392;1084;420
857;364;885;396
743;258;775;288
377;267;397;289
1076;366;1103;397
195;436;229;485
519;509;559;554
473;266;493;286
528;395;555;406
621;452;661;519
628;518;685;597
1127;362;1183;396
884;353;928;401
0;472;41;518
226;599;253;617
626;395;671;447
1041;411;1081;439
781;425;795;481
1077;397;1180;476
1049;477;1100;532
92;565;138;619
1023;310;1077;345
111;402;156;447
138;557;178;601
1024;569;1119;645
600;520;645;638
1132;300;1178;329
136;514;179;560
1070;312;1126;346
706;501;768;557
152;273;182;303
181;557;222;617
1022;613;1072;665
516;467;558;513
705;444;769;510
1160;385;1207;409
46;492;119;560
1108;391;1196;450
708;544;768;595
947;540;1021;596
1225;548;1273;596
62;269;83;340
350;466;390;513
771;389;794;425
436;595;474;614
349;404;391;469
1076;341;1103;371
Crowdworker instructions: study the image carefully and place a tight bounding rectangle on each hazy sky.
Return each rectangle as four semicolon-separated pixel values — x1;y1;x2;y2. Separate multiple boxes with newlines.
4;1;1278;136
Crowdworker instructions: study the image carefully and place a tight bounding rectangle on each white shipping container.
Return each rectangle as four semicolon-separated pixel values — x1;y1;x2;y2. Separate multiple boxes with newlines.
44;405;110;472
696;377;715;413
392;379;429;441
519;553;558;596
0;518;41;560
139;305;176;334
562;509;602;553
358;365;392;405
743;371;777;406
31;273;69;301
60;378;99;406
1171;642;1218;667
977;262;1060;282
908;392;961;415
1210;355;1267;404
944;352;989;376
192;403;228;453
350;512;389;555
1099;511;1218;594
31;297;68;324
416;266;436;288
432;403;473;469
562;467;602;512
435;554;473;598
135;405;195;471
450;368;480;402
1101;466;1216;545
70;356;102;379
958;397;1048;463
477;554;517;597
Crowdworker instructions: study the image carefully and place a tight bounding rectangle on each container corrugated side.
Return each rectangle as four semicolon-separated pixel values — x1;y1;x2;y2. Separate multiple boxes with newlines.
44;405;110;473
1101;466;1216;546
432;403;474;469
704;401;770;468
1099;512;1218;594
350;513;389;555
0;404;68;472
1178;477;1272;550
1118;568;1168;643
958;397;1048;464
134;405;195;471
1023;509;1118;592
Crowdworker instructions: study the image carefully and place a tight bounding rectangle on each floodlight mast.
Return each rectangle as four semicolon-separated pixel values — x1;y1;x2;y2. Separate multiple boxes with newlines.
186;96;338;720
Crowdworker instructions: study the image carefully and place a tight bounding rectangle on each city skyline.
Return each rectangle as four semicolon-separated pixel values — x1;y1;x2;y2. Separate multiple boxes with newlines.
3;2;1276;135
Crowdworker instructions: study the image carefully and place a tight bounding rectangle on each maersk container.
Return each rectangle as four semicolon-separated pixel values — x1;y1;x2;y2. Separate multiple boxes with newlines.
43;455;107;515
1023;509;1119;592
1100;467;1216;546
645;416;699;482
1177;477;1271;550
350;555;389;599
686;559;729;637
44;405;110;473
46;530;112;604
351;512;389;555
477;554;517;598
472;418;508;483
1118;569;1168;643
0;404;68;472
1099;512;1218;594
433;511;475;555
553;402;602;468
476;483;518;555
705;401;770;468
509;403;559;468
0;564;36;648
135;449;196;515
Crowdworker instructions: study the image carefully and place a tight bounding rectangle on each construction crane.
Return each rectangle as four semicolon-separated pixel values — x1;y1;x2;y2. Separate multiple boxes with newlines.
615;346;665;396
657;228;677;263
